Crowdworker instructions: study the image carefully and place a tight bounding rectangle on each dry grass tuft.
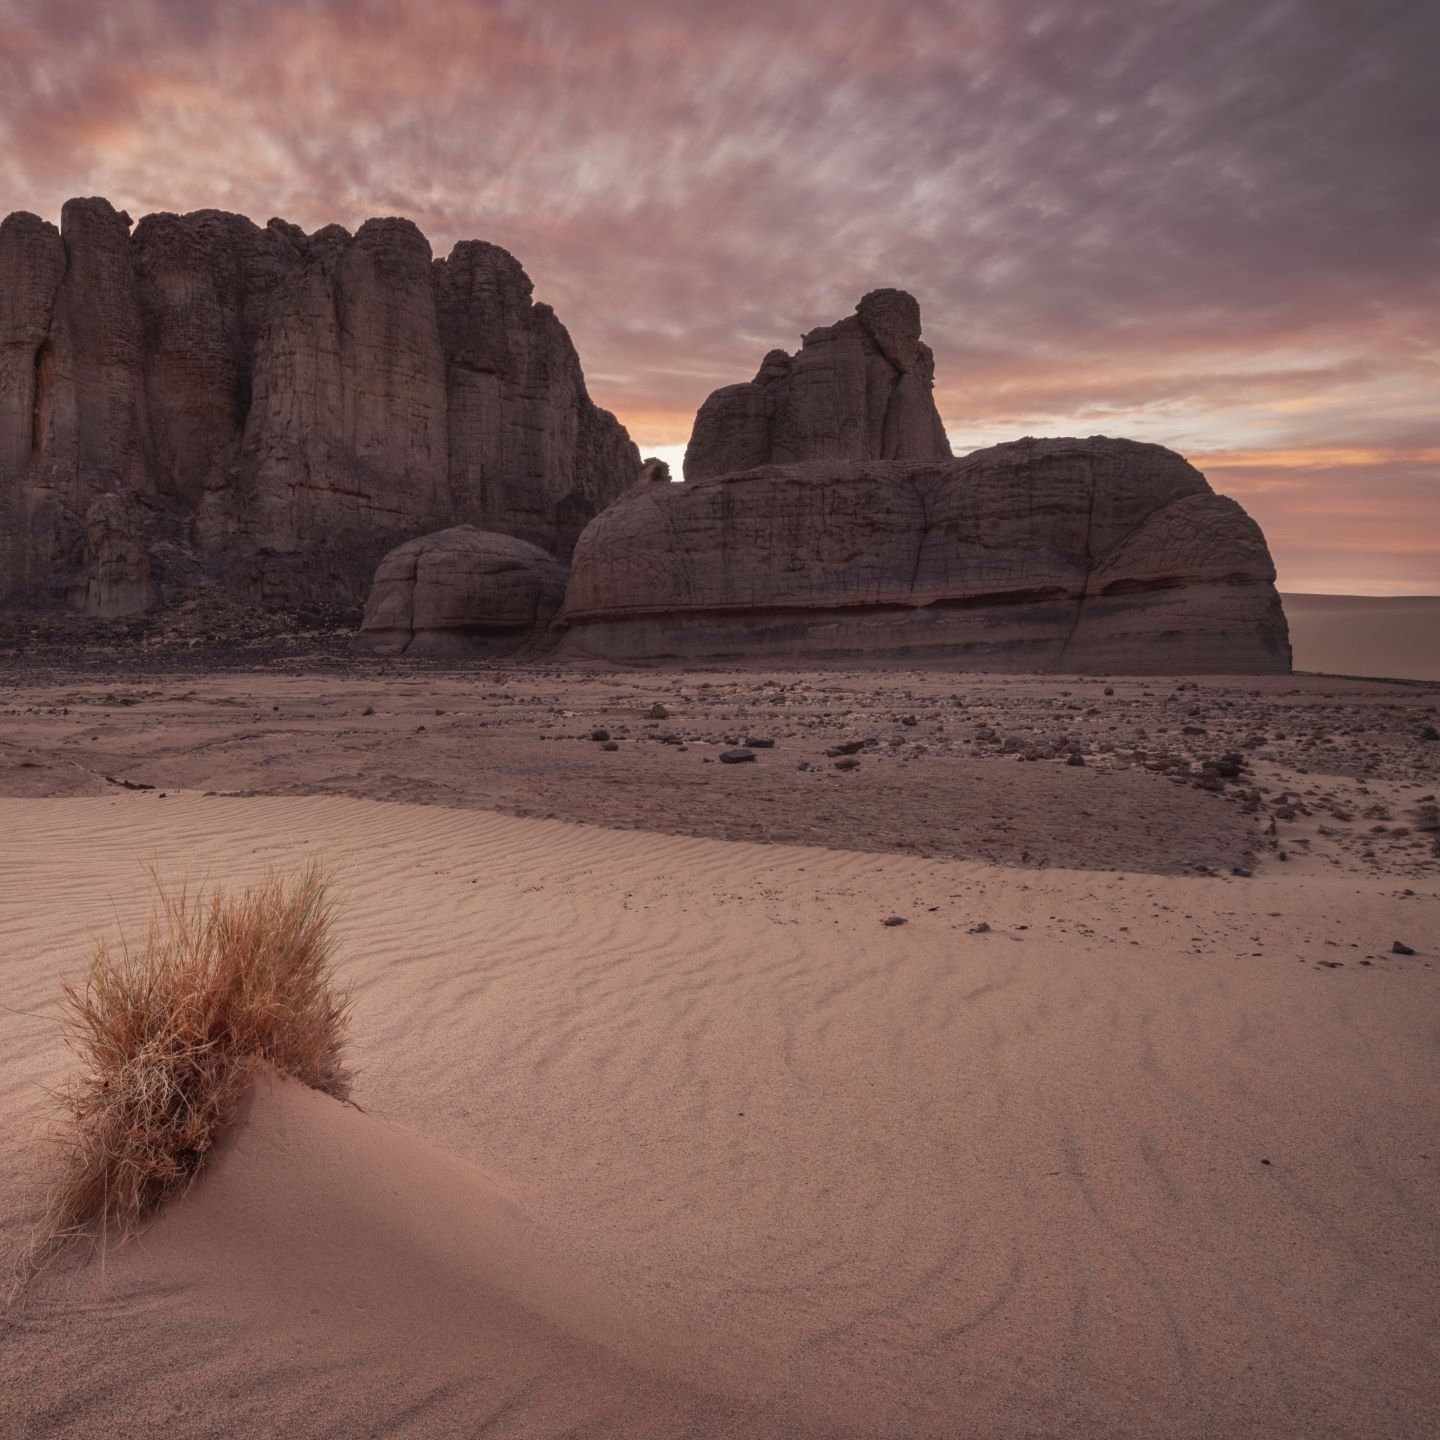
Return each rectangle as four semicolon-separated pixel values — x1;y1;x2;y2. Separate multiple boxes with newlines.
33;864;352;1262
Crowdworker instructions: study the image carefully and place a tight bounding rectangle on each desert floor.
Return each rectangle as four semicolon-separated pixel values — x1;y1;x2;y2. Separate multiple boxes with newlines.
1283;593;1440;683
2;655;1438;1438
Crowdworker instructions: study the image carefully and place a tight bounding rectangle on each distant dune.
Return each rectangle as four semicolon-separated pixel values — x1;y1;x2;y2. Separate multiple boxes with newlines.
1283;593;1440;682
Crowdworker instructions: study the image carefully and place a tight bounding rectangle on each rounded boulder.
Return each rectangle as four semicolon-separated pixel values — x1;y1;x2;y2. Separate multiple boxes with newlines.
358;526;569;656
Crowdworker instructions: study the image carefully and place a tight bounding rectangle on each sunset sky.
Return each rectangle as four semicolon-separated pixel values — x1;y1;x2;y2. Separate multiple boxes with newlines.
3;0;1436;593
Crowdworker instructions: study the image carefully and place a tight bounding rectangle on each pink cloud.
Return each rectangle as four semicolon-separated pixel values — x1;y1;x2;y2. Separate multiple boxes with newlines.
3;0;1435;593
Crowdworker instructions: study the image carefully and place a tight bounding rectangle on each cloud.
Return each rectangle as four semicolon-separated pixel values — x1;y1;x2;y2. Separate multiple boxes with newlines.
2;0;1435;591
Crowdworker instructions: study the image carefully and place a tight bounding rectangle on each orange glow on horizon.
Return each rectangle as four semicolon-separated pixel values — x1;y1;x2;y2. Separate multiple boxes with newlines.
1197;446;1440;470
606;407;695;448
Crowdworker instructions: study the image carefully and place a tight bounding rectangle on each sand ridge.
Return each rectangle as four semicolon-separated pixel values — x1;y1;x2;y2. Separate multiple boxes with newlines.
3;791;1437;1437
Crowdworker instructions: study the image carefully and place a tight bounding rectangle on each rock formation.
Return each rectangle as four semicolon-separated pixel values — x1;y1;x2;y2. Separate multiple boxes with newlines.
684;288;951;481
1;198;639;613
358;526;569;656
561;438;1292;673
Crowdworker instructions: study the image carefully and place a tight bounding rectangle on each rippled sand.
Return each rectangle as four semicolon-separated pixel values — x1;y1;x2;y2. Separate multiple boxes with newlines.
3;791;1436;1437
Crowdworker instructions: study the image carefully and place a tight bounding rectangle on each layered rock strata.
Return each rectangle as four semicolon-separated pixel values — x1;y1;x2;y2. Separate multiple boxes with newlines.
358;526;569;656
1;198;638;613
684;288;951;481
561;438;1292;673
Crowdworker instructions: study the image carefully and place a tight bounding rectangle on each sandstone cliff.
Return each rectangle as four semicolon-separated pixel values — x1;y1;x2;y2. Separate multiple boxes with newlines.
683;288;952;481
561;438;1291;673
0;198;639;612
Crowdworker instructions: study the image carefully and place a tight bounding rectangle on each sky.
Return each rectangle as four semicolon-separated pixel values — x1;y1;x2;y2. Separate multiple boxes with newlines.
3;0;1436;593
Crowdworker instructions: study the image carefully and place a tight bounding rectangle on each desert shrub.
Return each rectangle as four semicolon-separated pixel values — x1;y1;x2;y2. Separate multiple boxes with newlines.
34;864;352;1259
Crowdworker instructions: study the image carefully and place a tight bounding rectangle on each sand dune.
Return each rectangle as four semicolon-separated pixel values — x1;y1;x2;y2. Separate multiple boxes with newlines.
3;792;1437;1437
1283;592;1440;681
54;1069;780;1436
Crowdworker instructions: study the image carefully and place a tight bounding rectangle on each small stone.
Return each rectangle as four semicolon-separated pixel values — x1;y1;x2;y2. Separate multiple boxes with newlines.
744;737;775;748
719;748;756;764
601;741;619;752
1392;940;1416;955
1065;752;1085;766
590;727;610;742
648;703;669;720
833;756;861;771
882;915;907;927
362;706;375;716
968;922;991;934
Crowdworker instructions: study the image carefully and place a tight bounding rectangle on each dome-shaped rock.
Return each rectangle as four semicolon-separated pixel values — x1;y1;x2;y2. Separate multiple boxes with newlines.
560;437;1291;674
358;526;568;656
